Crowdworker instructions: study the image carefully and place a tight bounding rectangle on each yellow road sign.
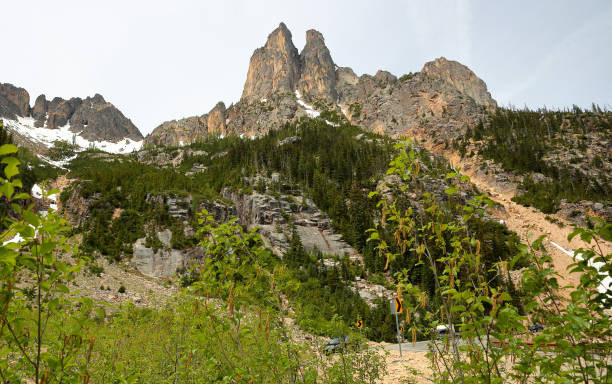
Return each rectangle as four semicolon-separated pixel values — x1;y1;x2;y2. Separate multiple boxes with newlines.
356;320;363;328
394;297;403;314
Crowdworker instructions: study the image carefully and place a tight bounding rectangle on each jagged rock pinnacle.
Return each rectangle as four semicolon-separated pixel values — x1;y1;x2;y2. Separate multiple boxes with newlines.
241;23;301;101
298;29;337;101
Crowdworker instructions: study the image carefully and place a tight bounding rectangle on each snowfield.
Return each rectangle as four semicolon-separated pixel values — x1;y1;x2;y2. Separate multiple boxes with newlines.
2;116;143;155
295;90;339;126
295;90;320;118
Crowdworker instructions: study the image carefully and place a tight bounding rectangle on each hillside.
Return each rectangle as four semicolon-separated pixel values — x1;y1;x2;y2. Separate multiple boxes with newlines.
0;21;610;384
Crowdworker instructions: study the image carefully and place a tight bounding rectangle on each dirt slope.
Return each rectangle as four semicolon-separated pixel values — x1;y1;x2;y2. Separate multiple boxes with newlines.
409;130;611;290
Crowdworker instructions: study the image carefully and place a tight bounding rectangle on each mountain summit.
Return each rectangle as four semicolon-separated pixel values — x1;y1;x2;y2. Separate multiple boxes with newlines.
242;22;301;101
0;83;144;154
145;22;496;146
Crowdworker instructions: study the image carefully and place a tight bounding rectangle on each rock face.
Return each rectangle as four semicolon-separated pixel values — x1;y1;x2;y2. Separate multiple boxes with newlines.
0;83;144;143
145;116;208;147
68;94;143;142
221;187;358;258
421;57;496;108
241;23;301;102
207;102;226;134
150;23;498;145
336;67;359;87
0;83;30;119
298;29;337;101
46;97;80;129
132;229;204;278
336;66;489;140
32;94;48;127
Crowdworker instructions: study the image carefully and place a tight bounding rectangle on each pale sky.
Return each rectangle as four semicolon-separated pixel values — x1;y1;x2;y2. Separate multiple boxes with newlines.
2;0;611;135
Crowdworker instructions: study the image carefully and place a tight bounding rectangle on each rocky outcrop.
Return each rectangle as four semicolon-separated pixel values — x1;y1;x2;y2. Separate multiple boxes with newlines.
132;229;204;278
298;29;337;101
225;93;298;136
421;57;496;108
0;83;30;119
63;183;103;227
145;115;208;147
32;94;48;127
0;82;143;144
68;94;143;142
148;23;498;146
241;23;301;102
46;96;80;129
207;102;226;134
336;67;359;87
336;67;487;140
221;187;358;258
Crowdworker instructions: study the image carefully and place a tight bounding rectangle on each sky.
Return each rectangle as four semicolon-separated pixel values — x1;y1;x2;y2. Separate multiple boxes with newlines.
1;0;611;135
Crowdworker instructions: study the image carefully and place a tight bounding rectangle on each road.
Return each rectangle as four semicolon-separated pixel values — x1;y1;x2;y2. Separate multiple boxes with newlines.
384;340;431;352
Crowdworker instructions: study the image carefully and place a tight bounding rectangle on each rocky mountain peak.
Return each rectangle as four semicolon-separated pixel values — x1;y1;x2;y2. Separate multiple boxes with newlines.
207;102;226;135
305;29;324;44
241;23;301;101
0;83;30;118
422;57;496;107
298;29;337;101
0;82;144;147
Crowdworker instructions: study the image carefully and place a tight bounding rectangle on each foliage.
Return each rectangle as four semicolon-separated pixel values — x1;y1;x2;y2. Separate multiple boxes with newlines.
84;211;387;383
66;157;206;260
461;107;612;211
0;122;62;229
0;143;94;383
368;139;611;383
47;141;77;161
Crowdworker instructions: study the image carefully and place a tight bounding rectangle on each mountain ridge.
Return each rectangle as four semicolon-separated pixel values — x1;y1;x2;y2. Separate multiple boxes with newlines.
145;22;496;146
0;83;144;154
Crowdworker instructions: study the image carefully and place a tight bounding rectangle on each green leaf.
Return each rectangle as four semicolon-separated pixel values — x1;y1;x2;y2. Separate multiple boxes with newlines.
1;156;20;179
0;247;18;267
444;186;458;195
0;144;18;155
0;183;13;200
23;210;40;227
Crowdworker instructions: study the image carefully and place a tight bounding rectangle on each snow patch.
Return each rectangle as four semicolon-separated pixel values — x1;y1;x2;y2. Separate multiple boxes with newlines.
2;233;23;246
2;117;143;155
37;154;77;169
32;184;43;199
551;241;610;294
338;103;349;118
295;90;320;118
31;184;58;211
